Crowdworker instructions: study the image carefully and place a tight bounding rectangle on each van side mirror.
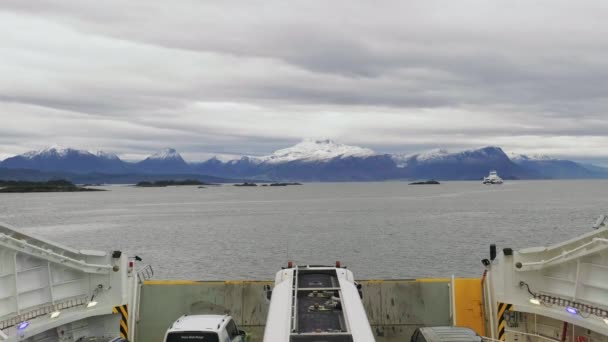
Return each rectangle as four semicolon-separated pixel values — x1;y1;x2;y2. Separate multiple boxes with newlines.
238;329;246;336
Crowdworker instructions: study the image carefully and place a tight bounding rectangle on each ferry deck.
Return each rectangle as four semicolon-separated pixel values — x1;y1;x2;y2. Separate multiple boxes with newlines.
1;216;607;342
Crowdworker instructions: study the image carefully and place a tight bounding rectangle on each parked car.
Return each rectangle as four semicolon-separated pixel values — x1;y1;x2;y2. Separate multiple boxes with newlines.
164;314;246;342
411;326;482;342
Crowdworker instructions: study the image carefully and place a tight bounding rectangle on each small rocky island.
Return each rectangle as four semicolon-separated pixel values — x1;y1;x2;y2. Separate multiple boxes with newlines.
135;180;210;187
0;180;104;193
234;182;258;187
409;180;440;185
269;182;302;186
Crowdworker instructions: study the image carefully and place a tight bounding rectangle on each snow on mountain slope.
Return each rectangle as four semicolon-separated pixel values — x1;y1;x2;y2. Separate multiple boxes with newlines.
19;146;121;162
22;145;93;159
392;146;514;168
201;154;242;163
134;148;191;173
146;148;184;161
415;148;450;162
0;145;128;174
509;153;555;162
95;151;120;160
254;139;377;164
392;148;450;167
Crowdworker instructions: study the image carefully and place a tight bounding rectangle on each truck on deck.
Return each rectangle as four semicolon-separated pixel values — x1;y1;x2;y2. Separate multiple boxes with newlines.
263;263;375;342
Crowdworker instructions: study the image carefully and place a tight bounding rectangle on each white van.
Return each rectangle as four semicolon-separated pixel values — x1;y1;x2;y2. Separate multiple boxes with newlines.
163;314;246;342
411;327;482;342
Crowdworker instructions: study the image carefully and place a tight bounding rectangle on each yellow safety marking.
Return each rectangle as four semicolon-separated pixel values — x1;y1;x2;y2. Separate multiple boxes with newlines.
119;305;129;320
144;279;277;286
361;278;454;283
454;278;486;336
497;302;513;341
416;278;452;283
113;304;129;340
224;280;273;285
144;280;201;285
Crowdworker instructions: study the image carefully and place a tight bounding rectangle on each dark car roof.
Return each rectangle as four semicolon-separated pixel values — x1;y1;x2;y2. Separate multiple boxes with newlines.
418;327;482;342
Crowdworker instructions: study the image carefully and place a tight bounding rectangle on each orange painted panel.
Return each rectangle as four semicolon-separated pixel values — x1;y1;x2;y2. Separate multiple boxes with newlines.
454;278;486;336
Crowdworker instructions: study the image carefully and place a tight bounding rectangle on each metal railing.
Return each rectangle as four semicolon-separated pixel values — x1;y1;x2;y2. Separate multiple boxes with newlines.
519;238;608;269
137;264;154;283
0;295;89;330
291;266;299;333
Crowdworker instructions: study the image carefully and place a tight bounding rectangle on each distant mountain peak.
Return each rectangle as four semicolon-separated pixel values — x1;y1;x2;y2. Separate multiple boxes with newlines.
134;147;189;173
415;148;450;161
205;154;241;163
147;148;184;161
23;145;91;159
476;146;505;154
256;139;377;164
391;145;510;168
96;151;120;160
0;145;128;174
391;148;449;167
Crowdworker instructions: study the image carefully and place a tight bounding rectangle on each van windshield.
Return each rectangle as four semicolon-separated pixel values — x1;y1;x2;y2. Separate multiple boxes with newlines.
165;332;219;342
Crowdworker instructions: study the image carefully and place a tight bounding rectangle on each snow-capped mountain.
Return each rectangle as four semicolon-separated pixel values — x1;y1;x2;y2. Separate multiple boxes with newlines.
2;142;607;181
96;151;121;160
0;146;128;174
134;148;191;174
254;139;377;164
21;145;89;159
510;153;602;179
392;148;449;168
193;140;397;181
147;148;184;161
393;146;533;180
414;148;450;162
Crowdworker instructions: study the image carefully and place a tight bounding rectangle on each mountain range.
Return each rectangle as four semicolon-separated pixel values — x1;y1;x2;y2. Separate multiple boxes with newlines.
1;140;607;182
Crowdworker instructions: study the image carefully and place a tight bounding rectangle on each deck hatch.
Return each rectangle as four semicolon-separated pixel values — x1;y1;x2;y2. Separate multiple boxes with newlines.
290;335;354;342
290;268;353;341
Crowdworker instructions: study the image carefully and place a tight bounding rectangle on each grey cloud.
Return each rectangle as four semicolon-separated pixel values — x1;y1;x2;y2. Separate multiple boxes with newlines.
1;0;608;161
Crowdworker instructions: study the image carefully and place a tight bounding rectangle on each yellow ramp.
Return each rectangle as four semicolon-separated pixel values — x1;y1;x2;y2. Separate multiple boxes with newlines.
454;278;485;336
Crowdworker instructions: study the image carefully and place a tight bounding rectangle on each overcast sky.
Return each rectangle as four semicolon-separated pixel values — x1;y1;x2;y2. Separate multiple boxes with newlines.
1;1;607;163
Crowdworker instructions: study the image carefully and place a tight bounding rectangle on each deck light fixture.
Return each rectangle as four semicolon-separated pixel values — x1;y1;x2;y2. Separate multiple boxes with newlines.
50;311;61;319
17;321;29;330
520;281;608;320
87;301;98;308
529;298;541;305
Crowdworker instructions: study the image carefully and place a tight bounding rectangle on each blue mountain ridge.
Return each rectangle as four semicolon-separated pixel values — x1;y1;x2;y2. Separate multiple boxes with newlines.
1;142;607;182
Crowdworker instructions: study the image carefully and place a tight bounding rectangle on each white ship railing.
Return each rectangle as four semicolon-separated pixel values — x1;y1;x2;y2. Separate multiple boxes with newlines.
517;238;608;271
0;232;113;274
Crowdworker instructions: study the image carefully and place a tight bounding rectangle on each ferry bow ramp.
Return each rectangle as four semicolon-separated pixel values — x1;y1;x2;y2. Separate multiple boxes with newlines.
1;217;608;342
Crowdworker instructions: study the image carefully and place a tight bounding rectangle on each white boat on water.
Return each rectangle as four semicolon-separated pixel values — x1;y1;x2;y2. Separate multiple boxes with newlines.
483;170;504;184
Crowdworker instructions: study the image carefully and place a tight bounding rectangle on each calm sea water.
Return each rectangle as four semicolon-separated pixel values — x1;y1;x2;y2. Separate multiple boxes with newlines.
1;181;606;280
